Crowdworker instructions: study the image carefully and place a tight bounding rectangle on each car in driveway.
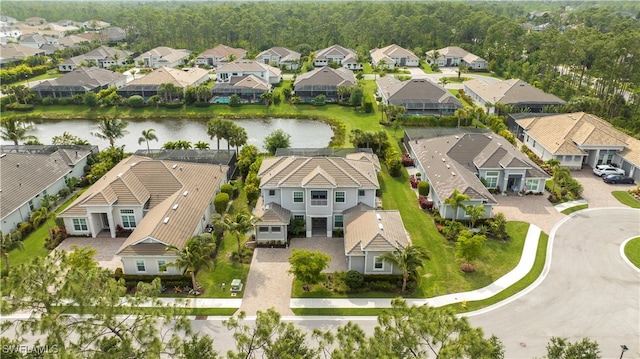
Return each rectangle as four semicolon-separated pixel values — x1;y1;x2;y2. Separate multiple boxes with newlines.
602;174;635;184
593;164;625;177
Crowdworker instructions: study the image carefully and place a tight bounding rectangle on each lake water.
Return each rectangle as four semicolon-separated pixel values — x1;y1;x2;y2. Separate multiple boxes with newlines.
19;118;333;151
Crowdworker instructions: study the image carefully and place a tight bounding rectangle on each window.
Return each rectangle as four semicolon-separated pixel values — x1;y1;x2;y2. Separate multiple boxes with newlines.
607;153;614;163
525;179;539;191
293;191;304;203
28;200;34;211
72;218;88;231
334;215;344;228
293;215;305;221
136;260;146;272
373;256;384;271
358;189;365;197
310;191;328;206
335;191;345;203
120;209;136;228
271;226;281;232
268;189;275;196
157;260;167;273
556;155;563;161
484;171;499;189
259;226;269;233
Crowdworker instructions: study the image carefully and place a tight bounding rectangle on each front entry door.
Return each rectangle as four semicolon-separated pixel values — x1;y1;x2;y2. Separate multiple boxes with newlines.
311;217;327;237
101;213;110;231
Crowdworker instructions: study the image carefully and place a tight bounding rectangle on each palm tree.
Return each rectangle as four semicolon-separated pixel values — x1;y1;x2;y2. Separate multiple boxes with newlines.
223;212;258;261
380;245;429;292
1;231;24;273
260;91;273;106
207;117;226;151
194;141;210;150
1;118;37;145
465;205;486;229
551;165;571;194
228;124;248;154
165;234;216;291
138;128;158;155
92;117;129;148
444;189;470;221
438;77;450;86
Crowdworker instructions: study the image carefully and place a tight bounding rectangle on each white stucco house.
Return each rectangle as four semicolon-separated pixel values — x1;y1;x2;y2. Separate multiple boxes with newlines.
58;155;228;275
370;44;420;69
314;45;362;70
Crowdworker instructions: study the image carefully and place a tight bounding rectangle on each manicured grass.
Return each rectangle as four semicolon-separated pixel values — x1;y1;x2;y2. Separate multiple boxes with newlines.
292;166;529;299
19;71;63;85
196;184;251;298
52;306;237;316
448;89;473;107
612;190;640;208
561;204;588;215
443;76;470;83
624;237;640;270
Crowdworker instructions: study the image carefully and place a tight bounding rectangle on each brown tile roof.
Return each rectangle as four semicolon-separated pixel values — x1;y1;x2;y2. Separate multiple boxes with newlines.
122;66;209;88
253;196;291;225
200;44;247;60
34;67;126;91
256;47;301;62
516;112;630;155
59;156;227;254
258;155;379;189
134;46;190;65
370;44;419;64
315;45;355;61
465;78;566;106
344;204;409;255
294;66;356;88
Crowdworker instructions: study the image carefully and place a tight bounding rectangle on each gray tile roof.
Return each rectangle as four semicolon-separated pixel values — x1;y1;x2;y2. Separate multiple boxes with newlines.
465;78;566;106
294;66;356;88
377;77;462;107
256;47;301;63
33;67;126;91
254;196;291;225
199;44;247;60
61;45;131;67
315;44;356;61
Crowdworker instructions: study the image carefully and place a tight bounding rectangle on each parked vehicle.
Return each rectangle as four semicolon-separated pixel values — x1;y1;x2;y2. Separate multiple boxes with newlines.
602;174;635;184
593;164;625;177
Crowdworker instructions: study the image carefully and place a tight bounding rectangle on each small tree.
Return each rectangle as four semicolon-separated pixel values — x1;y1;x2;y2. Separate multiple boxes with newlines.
166;234;216;291
444;189;470;221
380;245;429;292
224;212;257;261
214;193;230;214
229;94;241;107
288;249;331;291
264;129;291;155
220;183;234;199
1;231;24;273
465;204;486;229
546;337;601;359
417;181;430;196
489;212;509;241
456;230;486;272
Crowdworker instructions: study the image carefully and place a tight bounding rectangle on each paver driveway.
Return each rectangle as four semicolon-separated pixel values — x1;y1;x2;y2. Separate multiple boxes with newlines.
572;169;637;208
238;237;346;316
55;236;125;271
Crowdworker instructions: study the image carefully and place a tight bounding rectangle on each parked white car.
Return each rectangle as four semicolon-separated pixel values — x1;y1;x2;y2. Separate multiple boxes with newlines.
593;164;625;177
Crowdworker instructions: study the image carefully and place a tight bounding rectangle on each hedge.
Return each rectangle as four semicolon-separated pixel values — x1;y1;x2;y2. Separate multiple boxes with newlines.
400;115;458;127
214;193;230;214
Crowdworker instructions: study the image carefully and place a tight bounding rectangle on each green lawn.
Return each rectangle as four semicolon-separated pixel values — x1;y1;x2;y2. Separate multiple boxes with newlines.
448;89;473;107
624;237;640;269
612;190;640;208
561;204;588;215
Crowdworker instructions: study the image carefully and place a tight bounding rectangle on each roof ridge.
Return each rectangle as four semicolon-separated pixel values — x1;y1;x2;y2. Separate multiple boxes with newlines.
328;158;362;187
277;157;312;186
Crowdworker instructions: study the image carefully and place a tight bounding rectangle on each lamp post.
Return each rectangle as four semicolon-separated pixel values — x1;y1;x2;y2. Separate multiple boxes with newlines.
620;344;628;359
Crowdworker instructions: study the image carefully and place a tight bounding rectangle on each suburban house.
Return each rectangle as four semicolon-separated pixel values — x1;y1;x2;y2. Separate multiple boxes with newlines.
195;44;247;67
116;66;210;100
314;45;361;70
25;17;47;26
464;78;566;114
58;45;132;72
33;67;127;98
134;46;191;68
405;129;549;219
18;33;58;50
211;75;271;104
255;152;380;240
215;60;282;85
512;112;640;180
376;77;463;116
370;44;420;69
0;26;21;44
57;34;90;49
58;155;228;275
293;66;356;103
343;203;409;275
255;47;301;71
82;20;110;30
0;43;45;66
0;145;96;235
426;46;488;70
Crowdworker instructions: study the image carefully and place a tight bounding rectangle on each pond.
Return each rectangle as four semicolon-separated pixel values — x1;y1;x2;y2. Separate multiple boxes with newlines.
21;118;333;151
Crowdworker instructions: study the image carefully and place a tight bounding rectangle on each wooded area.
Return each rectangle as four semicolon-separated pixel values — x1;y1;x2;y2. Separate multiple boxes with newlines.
3;1;640;134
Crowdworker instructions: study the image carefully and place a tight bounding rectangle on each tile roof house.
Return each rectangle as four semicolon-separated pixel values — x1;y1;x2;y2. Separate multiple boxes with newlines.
33;67;127;98
211;74;271;104
59;45;132;72
406;131;549;219
57;34;90;49
0;43;45;65
376;77;463;116
195;44;247;67
513;112;640;180
59;155;228;275
25;17;47;26
0;145;97;235
370;44;420;69
293;66;356;103
426;46;488;70
215;60;282;85
464;78;566;114
255;47;301;71
116;66;210;100
134;46;191;68
0;26;22;44
314;44;362;70
18;33;58;50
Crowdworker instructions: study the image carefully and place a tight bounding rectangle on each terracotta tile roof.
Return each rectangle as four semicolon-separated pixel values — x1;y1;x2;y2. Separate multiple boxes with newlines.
258;155;378;190
344;204;409;255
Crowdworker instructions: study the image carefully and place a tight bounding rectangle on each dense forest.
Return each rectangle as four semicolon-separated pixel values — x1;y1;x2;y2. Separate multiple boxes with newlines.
3;1;640;134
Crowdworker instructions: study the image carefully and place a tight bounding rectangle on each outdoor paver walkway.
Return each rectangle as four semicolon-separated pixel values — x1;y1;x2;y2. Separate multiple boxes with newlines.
55;236;125;271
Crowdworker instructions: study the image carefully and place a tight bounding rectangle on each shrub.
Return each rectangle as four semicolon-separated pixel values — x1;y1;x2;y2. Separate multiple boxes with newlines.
5;103;34;111
194;101;211;107
163;102;184;109
58;187;70;198
127;95;145;108
229;94;241;107
385;147;403;177
244;184;260;207
368;281;396;292
418;181;430;196
214;193;230;214
344;270;364;290
114;267;123;280
363;101;373;113
220;183;234;199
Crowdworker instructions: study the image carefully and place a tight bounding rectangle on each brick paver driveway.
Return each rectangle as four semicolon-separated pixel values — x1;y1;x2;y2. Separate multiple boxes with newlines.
238;237;346;316
492;193;563;234
55;236;125;271
571;169;637;208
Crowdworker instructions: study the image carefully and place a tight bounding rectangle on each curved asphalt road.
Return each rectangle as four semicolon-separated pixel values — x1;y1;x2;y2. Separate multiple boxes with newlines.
468;208;640;358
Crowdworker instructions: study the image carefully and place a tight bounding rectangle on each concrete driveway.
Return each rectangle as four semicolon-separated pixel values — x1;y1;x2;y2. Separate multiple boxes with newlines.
468;208;640;358
238;237;346;316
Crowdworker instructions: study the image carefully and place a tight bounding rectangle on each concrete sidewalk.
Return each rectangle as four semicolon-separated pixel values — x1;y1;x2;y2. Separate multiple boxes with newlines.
291;224;542;309
553;199;588;212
